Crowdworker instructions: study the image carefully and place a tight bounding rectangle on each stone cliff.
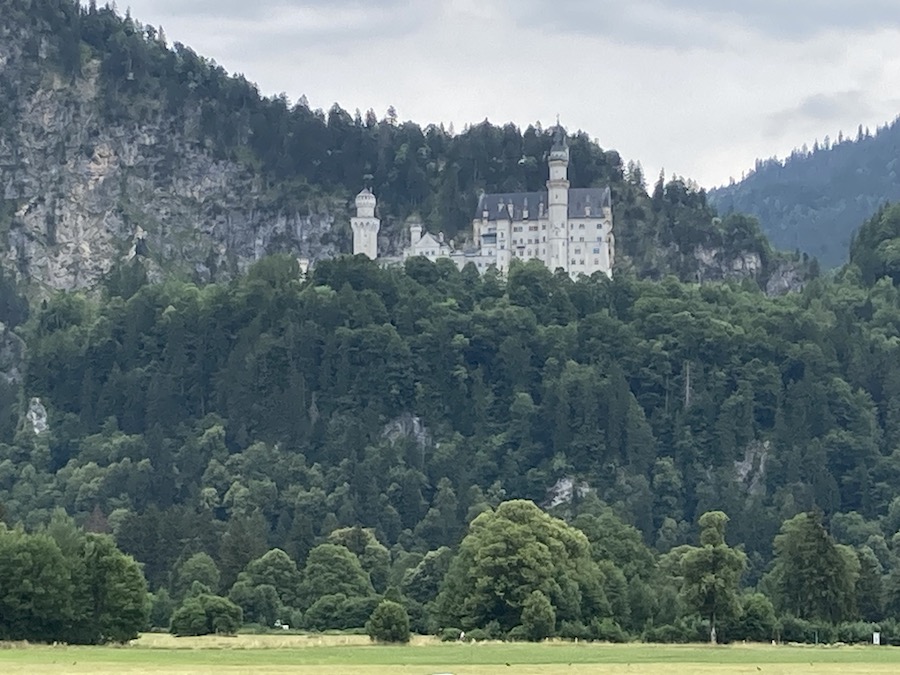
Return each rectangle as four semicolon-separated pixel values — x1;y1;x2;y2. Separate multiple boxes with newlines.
0;37;344;292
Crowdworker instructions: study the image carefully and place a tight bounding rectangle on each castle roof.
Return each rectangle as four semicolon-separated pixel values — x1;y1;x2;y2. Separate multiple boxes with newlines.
476;187;611;222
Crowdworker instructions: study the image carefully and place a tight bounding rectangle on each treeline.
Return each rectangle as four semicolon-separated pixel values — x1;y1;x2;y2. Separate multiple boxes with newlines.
147;500;900;643
0;0;806;286
710;115;900;269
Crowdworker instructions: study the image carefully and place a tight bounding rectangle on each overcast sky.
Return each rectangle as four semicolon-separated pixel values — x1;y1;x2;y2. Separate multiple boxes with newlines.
117;0;900;188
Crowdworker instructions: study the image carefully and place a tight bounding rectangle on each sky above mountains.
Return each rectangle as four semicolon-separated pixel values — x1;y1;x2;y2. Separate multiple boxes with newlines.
117;0;900;188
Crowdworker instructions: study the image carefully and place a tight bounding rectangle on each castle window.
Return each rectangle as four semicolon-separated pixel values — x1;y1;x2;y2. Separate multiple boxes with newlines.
593;248;600;254
579;223;585;229
580;259;585;265
574;248;581;254
594;259;599;265
580;237;585;242
529;225;538;231
542;237;546;243
570;259;576;265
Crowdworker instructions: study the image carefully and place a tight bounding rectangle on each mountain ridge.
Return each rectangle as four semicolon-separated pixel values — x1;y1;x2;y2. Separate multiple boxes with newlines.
709;116;900;269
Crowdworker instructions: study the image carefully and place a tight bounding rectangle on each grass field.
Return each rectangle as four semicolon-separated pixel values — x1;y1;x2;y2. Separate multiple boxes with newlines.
2;633;900;674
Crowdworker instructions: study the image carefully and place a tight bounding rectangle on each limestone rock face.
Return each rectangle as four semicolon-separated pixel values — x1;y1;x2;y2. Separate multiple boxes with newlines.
0;39;343;292
765;261;806;296
26;397;48;434
0;323;25;385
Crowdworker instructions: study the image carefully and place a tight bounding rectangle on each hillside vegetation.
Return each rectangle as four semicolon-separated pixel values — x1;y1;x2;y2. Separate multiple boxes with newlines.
0;212;899;637
2;0;896;645
710;117;900;269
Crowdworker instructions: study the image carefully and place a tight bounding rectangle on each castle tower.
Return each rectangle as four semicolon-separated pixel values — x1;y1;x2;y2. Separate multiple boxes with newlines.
350;188;380;259
546;125;570;272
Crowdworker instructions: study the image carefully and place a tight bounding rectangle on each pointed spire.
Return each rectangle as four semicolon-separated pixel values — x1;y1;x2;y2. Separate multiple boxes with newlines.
551;119;567;151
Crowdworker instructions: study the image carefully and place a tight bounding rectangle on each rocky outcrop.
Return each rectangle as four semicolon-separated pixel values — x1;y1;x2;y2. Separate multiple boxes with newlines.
382;413;433;450
734;440;769;495
26;397;48;434
0;323;25;385
694;246;763;282
0;41;344;292
765;260;806;296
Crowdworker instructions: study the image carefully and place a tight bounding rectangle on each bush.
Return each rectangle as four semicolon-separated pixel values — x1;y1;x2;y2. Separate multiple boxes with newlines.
464;628;490;641
642;618;707;643
170;594;242;636
439;627;462;642
558;620;592;641
591;618;629;643
304;594;380;631
779;616;835;644
728;593;777;642
520;590;555;641
506;625;529;641
836;621;879;644
366;600;410;643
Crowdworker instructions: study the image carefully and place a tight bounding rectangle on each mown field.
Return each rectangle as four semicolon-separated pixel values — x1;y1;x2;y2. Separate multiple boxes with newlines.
2;634;900;674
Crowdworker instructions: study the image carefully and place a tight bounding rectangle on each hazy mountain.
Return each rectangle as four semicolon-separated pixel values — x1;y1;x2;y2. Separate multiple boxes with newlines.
709;117;900;269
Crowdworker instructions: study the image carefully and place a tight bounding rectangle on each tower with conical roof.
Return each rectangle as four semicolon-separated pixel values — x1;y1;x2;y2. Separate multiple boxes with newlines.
350;187;380;259
546;124;570;272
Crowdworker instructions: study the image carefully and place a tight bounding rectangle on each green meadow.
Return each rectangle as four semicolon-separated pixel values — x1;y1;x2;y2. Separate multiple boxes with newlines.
2;634;900;674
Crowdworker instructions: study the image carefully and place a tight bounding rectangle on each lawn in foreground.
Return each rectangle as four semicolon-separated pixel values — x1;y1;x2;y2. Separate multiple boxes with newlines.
2;634;900;674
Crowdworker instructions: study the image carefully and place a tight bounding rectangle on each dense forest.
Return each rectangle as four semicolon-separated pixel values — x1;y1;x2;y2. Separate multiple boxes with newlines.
2;0;900;645
1;204;900;640
710;117;900;269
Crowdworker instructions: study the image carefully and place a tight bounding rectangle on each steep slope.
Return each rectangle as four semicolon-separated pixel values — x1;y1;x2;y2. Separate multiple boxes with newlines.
0;2;342;291
0;1;808;293
709;117;900;269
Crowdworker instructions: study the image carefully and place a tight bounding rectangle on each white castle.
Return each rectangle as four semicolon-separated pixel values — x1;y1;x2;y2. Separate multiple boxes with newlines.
350;126;614;278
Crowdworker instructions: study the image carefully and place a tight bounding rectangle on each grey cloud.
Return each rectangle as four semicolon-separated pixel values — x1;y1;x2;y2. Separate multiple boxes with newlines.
131;0;428;53
764;91;875;137
509;0;900;49
133;0;429;44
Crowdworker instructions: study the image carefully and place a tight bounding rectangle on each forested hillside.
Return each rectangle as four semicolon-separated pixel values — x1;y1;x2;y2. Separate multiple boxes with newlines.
0;0;807;291
710;117;900;269
1;201;900;638
1;0;893;644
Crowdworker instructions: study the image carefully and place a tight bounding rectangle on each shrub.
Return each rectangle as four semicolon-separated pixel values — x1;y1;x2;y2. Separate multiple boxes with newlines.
558;620;592;640
836;621;879;644
464;628;490;642
642;618;707;643
366;600;410;643
170;594;242;636
506;625;529;641
304;594;380;631
591;618;629;643
520;590;555;641
779;616;835;644
439;627;462;642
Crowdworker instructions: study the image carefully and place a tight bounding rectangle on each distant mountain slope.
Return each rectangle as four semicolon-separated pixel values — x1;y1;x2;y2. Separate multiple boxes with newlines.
709;117;900;269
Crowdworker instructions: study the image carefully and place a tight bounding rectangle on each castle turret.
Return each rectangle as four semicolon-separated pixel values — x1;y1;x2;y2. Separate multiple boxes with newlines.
350;188;380;259
410;222;422;246
547;125;570;271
